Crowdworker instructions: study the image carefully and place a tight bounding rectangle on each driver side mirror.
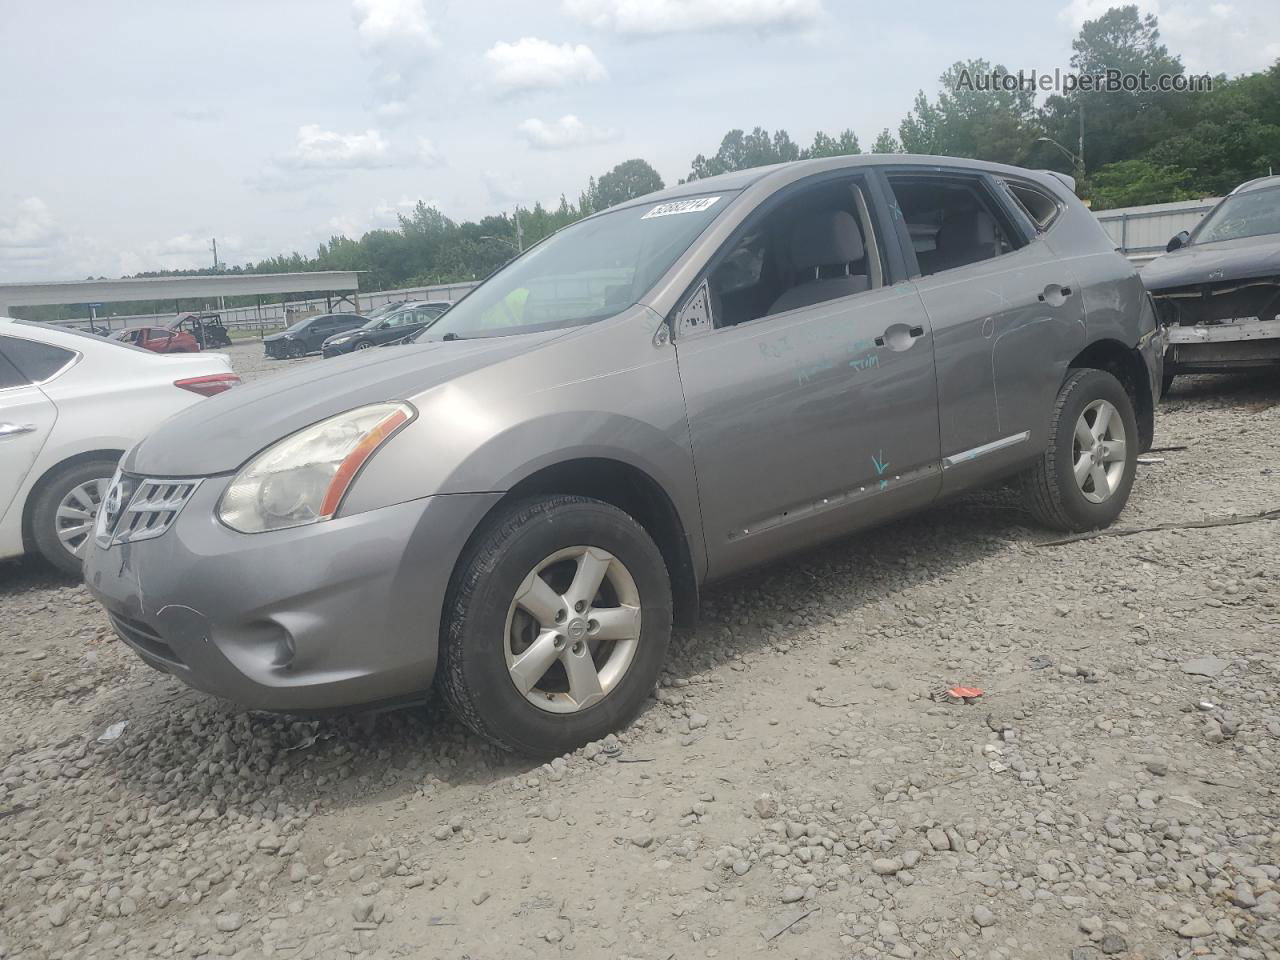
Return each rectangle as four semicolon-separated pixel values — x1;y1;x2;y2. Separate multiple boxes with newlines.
1166;230;1190;252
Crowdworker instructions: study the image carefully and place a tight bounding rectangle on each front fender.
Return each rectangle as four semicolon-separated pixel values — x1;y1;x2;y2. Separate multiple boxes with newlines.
340;310;703;564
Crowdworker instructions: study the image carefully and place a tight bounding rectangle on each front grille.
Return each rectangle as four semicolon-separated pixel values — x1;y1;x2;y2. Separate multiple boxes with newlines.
109;613;185;666
95;473;202;548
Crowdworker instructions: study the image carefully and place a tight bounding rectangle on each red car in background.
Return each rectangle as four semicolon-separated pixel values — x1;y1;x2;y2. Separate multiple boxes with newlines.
113;325;201;353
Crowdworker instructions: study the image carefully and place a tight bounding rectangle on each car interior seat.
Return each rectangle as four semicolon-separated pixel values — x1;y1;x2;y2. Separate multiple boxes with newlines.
767;210;870;315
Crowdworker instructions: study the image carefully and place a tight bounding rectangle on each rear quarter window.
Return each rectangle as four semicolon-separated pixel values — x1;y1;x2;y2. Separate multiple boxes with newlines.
1003;180;1063;231
0;335;77;383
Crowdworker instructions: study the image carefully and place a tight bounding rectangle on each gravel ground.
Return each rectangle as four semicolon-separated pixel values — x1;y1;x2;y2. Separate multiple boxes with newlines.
2;346;1279;960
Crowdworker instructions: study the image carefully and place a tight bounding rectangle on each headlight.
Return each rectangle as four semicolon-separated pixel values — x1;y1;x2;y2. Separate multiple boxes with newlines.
217;402;414;533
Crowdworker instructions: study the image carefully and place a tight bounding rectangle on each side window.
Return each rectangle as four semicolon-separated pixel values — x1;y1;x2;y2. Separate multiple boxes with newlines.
1001;179;1063;231
0;335;76;383
0;340;30;389
886;175;1022;278
706;176;888;328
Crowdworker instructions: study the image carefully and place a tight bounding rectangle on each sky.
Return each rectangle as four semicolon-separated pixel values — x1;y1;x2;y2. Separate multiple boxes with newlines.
0;0;1275;282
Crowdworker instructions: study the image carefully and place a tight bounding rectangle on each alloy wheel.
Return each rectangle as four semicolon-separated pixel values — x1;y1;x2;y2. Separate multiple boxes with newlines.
55;478;108;558
503;545;642;714
1072;398;1127;504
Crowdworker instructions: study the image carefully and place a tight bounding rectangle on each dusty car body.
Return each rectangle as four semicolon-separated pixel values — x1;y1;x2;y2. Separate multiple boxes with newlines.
84;154;1160;756
1144;175;1280;387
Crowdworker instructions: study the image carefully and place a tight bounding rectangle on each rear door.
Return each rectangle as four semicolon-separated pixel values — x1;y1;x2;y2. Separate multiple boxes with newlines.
0;337;62;529
672;171;940;579
883;169;1086;492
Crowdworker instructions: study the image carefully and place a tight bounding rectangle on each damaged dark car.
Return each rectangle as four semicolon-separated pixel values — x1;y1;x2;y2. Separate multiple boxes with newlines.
1144;175;1280;392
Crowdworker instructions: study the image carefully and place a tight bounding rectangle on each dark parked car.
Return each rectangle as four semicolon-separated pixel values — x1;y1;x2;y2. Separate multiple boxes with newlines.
1144;175;1280;391
321;301;451;357
263;313;364;359
86;155;1160;757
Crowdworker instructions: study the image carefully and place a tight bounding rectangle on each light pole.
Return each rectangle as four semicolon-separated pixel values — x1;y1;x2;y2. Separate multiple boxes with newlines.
1034;135;1085;186
479;235;518;251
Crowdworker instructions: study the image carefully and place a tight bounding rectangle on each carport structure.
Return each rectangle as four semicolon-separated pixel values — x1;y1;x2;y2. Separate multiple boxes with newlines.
0;271;362;329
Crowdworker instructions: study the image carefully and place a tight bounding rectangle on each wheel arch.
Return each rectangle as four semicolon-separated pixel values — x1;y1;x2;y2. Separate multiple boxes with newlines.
20;448;124;551
1068;338;1154;453
461;457;700;628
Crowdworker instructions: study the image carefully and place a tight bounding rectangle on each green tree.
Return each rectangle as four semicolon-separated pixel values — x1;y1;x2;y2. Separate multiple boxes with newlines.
686;127;802;181
1037;5;1191;175
584;158;665;212
870;129;901;153
1088;158;1198;209
899;58;1039;164
802;129;861;159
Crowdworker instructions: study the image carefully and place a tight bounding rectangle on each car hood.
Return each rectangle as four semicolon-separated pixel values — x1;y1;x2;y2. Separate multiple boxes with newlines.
126;330;567;477
262;331;296;343
1142;233;1280;291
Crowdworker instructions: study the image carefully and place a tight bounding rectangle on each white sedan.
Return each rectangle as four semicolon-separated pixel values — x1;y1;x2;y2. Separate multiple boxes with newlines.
0;318;240;575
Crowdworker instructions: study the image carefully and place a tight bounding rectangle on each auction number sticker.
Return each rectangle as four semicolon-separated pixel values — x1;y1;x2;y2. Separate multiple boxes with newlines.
641;196;721;219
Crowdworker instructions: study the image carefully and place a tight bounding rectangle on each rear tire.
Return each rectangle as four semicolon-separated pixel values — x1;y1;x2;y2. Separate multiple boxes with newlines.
439;495;672;757
29;458;119;578
1021;369;1138;533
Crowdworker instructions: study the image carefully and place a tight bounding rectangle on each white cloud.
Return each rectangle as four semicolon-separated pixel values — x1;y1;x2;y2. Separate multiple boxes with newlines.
484;38;607;96
0;198;63;261
352;0;441;116
1057;0;1274;74
325;197;436;239
278;125;394;170
174;105;221;123
251;127;441;191
482;171;526;206
416;136;444;166
353;0;439;51
517;115;619;150
563;0;823;34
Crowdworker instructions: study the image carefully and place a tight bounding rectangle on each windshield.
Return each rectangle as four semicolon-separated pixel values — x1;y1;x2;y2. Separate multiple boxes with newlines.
359;314;390;330
424;193;734;340
1193;185;1280;245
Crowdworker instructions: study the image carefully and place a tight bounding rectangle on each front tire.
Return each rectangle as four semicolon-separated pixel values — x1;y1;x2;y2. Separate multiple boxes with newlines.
439;495;673;756
354;340;373;351
289;341;307;359
29;458;118;577
1021;368;1138;532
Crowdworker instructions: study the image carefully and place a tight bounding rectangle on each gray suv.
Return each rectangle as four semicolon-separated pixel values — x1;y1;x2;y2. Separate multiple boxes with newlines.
84;155;1162;756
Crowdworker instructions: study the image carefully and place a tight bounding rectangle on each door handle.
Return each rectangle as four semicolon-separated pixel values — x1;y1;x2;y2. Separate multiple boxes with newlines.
0;422;38;439
875;324;927;350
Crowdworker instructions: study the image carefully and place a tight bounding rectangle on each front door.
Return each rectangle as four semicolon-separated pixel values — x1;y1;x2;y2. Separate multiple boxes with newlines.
0;359;58;528
672;173;941;579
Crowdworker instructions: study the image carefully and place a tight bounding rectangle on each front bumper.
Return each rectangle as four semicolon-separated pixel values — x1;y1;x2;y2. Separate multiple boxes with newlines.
84;477;502;712
1164;318;1280;373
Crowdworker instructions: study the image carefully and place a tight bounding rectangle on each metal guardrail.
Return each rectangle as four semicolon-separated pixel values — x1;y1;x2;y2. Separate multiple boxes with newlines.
56;280;482;336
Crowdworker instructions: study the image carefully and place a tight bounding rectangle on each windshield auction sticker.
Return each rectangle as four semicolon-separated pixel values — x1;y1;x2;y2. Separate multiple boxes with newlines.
641;196;721;219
